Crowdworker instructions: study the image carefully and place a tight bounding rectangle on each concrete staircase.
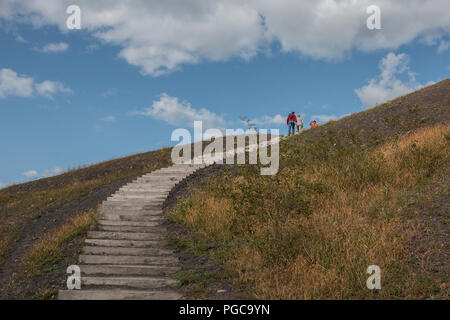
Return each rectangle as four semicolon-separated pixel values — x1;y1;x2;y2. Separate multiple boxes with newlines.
58;163;207;300
58;137;280;300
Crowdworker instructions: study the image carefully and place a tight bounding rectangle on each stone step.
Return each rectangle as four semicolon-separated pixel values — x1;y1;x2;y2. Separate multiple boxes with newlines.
99;214;164;222
79;254;179;265
137;174;183;179
104;204;163;208
139;171;186;176
99;214;164;221
105;200;164;205
116;191;170;195
102;201;163;206
98;220;162;227
132;179;179;183
100;206;163;212
135;178;181;183
82;276;178;289
85;239;167;248
125;181;174;186
102;202;163;207
127;183;177;188
119;188;172;192
115;191;169;196
87;231;165;241
115;190;170;195
100;207;163;217
82;246;173;256
115;188;170;196
158;164;201;169
98;225;167;233
78;264;180;276
100;207;163;212
107;196;166;201
58;289;182;300
147;171;191;175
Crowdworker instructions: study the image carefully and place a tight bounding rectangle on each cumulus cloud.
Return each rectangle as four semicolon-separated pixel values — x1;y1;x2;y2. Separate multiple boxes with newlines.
0;182;6;189
15;34;27;43
43;166;64;177
35;80;73;99
0;68;34;98
355;52;433;108
23;170;38;178
39;42;69;53
22;167;64;179
311;114;350;124
437;41;449;53
132;93;226;129
1;1;448;76
0;68;72;99
251;114;285;127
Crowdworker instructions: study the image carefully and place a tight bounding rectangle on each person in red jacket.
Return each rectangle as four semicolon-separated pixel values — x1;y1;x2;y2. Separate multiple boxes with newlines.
286;112;297;136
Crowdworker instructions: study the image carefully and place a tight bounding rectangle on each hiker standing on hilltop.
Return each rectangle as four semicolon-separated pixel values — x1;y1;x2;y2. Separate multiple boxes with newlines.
296;114;303;134
310;120;319;128
286;111;297;136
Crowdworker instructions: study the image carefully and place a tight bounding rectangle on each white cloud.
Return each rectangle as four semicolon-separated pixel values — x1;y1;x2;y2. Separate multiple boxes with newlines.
22;167;64;179
1;1;449;76
43;166;64;177
0;68;73;100
39;42;69;53
35;80;73;99
355;52;433;108
251;114;285;127
311;114;350;124
0;68;34;98
437;41;449;53
132;93;226;129
258;0;450;60
101;115;116;122
0;182;6;189
15;34;27;43
23;170;38;178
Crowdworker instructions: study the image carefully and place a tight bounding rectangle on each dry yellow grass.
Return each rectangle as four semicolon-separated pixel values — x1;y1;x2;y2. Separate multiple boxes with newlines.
169;124;449;299
21;209;97;278
0;178;105;263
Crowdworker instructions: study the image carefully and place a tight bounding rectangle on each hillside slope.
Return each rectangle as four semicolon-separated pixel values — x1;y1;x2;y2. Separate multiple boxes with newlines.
0;79;448;299
167;79;449;299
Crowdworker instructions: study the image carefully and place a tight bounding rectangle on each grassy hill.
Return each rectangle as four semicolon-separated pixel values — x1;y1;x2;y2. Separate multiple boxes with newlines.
0;79;448;299
168;79;449;299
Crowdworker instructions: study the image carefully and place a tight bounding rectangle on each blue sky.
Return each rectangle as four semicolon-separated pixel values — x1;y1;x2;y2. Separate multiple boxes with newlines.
0;1;449;187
